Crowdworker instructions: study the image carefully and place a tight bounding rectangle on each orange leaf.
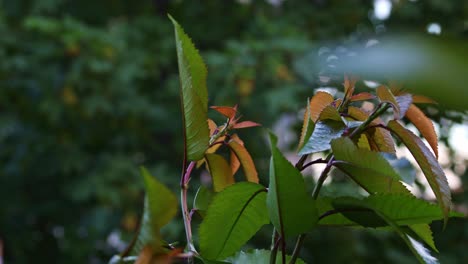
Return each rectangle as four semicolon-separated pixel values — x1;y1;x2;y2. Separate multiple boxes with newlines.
210;105;238;119
348;106;381;125
196;136;226;168
388;120;451;224
205;154;235;192
136;246;153;264
232;120;261;129
298;98;315;151
367;127;396;154
309;91;334;122
318;105;342;121
208;119;218;135
228;141;259;183
377;86;400;119
344;75;358;98
349;92;376;102
229;134;244;175
405;104;438;158
412;95;437;105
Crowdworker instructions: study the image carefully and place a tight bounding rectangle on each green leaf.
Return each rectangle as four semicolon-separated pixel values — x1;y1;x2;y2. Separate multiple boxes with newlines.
205;154;235;192
388;120;451;224
199;182;269;260
331;137;410;194
329;195;440;264
407;224;438;252
268;133;318;238
228;249;306;264
193;186;215;217
169;15;210;161
298;120;346;155
130;167;178;255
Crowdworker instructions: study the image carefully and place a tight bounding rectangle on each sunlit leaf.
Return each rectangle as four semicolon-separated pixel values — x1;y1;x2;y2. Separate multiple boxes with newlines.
297;98;316;151
349;92;375;102
228;249;306;264
268;133;318;238
228;140;259;183
357;134;371;150
309;91;334;122
387;120;451;224
205;154;235;192
199;182;269;260
377;86;400;119
405;104;438;158
210;105;237;120
298;120;346;155
169;15;210;161
331;137;409;194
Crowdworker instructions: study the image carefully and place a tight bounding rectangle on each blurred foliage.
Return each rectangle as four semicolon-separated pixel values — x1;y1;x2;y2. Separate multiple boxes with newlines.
0;0;466;263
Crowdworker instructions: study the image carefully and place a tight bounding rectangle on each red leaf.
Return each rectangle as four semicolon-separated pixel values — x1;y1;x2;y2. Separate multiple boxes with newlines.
298;98;315;151
210;105;238;119
232;120;261;129
405;104;438;158
344;75;358;98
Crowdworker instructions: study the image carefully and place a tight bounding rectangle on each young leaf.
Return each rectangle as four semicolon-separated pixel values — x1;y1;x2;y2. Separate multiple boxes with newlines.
343;75;357;99
228;249;306;264
211;105;237;120
331;137;408;194
130;168;178;255
199;182;269;260
227;140;259;183
268;133;318;238
387;120;451;224
205;154;235;192
169;15;210;161
405;104;438;158
297;98;315;151
407;224;438;253
367;127;396;154
412;95;437;105
309;91;334;122
349;92;375;102
376;86;400;119
232;121;261;129
357;134;371;150
298;120;346;155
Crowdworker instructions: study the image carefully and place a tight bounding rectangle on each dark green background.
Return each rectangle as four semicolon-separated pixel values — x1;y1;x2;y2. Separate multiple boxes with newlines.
0;0;466;263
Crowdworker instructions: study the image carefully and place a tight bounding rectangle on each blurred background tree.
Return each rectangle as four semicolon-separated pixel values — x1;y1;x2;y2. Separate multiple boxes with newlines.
0;0;466;263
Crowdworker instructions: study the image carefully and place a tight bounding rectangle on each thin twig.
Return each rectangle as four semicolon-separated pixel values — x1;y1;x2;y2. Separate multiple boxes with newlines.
180;161;197;258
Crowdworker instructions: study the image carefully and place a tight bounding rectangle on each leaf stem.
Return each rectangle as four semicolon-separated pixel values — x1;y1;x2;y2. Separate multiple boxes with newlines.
349;103;390;138
288;234;306;264
180;161;197;257
270;231;280;264
312;156;334;199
